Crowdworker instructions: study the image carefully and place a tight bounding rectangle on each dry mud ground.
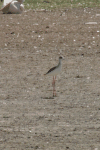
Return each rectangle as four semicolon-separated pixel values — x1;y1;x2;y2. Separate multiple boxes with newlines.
0;8;100;150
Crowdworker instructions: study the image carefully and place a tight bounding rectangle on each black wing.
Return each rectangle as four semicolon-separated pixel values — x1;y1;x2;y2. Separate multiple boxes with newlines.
45;66;57;75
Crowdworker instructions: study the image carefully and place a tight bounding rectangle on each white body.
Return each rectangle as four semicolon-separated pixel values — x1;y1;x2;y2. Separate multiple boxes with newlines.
47;65;62;76
2;0;24;14
3;0;11;6
45;58;62;76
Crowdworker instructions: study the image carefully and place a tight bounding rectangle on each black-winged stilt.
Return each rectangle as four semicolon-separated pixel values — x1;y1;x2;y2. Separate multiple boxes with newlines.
44;56;63;97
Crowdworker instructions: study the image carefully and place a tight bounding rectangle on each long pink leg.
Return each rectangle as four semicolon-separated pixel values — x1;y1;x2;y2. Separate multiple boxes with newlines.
54;76;56;96
52;76;55;97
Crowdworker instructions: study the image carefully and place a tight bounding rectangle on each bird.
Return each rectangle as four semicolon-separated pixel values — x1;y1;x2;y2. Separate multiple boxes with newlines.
44;56;63;97
0;0;25;14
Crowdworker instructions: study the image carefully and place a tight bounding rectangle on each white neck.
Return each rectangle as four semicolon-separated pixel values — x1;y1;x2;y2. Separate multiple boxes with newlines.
58;59;62;66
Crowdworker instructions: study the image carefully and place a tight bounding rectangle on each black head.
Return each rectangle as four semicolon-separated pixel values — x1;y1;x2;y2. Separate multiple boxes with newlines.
59;56;63;59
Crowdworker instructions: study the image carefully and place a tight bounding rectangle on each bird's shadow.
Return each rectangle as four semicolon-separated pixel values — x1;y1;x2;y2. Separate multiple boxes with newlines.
41;96;55;99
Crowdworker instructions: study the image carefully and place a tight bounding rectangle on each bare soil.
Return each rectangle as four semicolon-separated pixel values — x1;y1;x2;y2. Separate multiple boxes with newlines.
0;8;100;150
